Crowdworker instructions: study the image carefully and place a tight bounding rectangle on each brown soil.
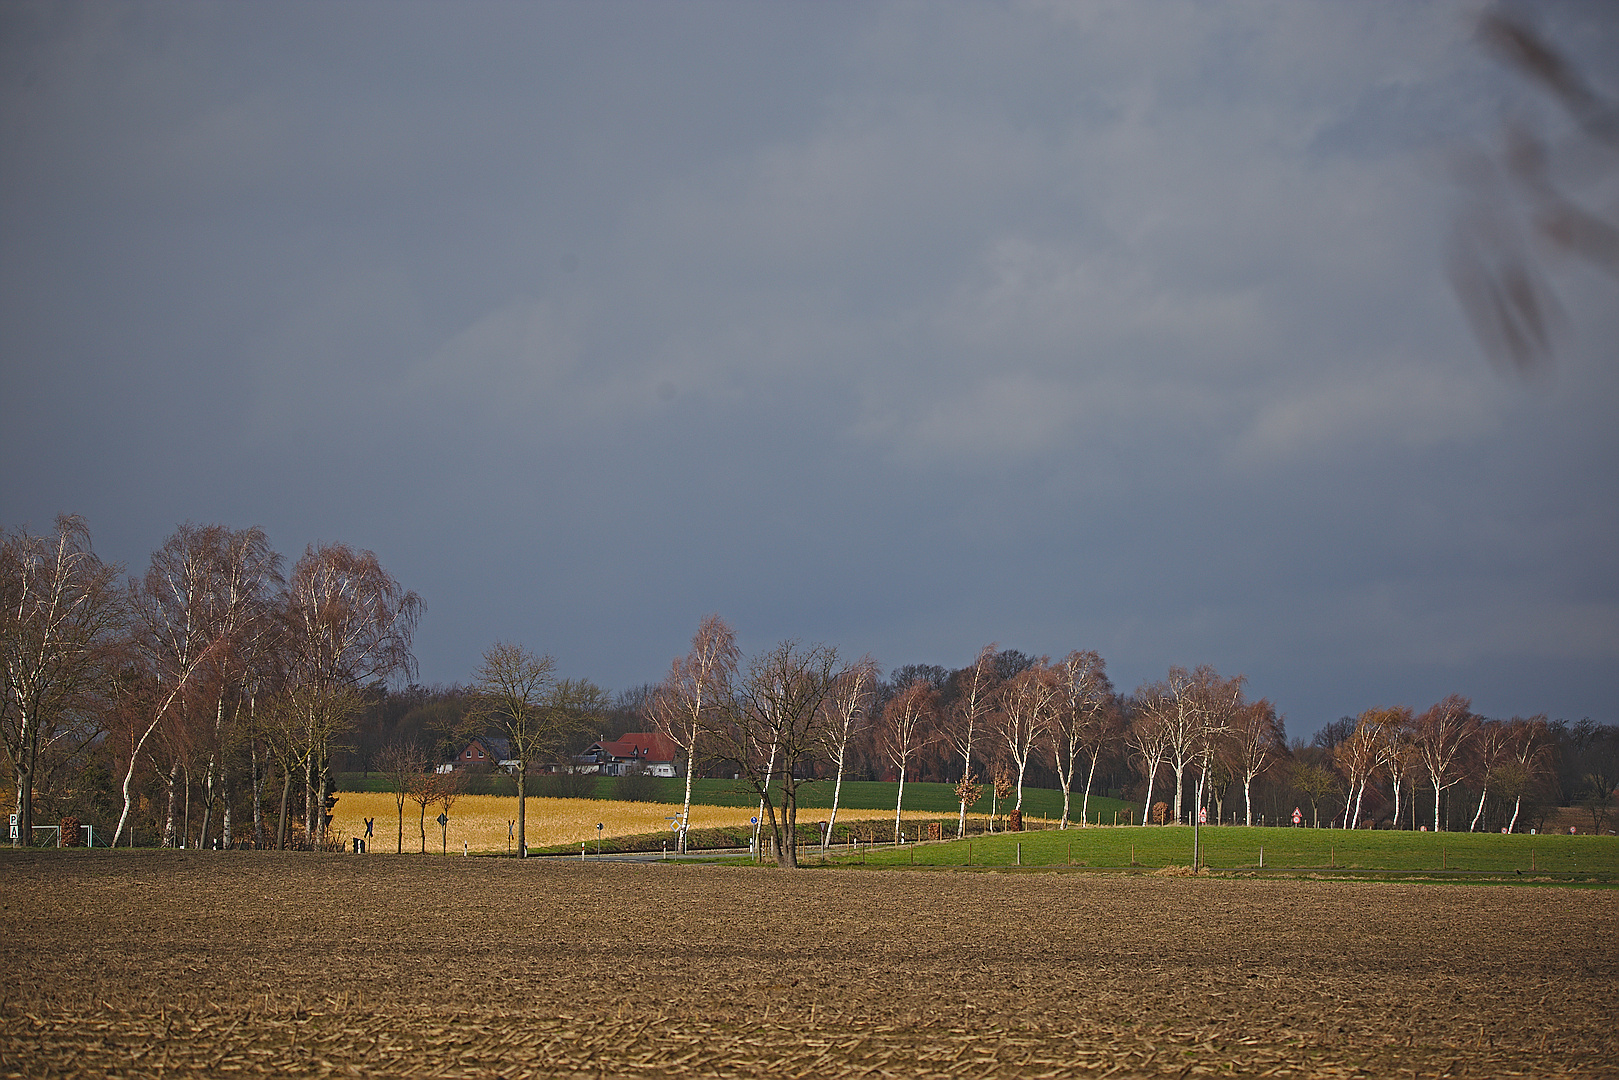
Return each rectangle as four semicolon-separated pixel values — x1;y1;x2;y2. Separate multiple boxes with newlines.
2;852;1614;1077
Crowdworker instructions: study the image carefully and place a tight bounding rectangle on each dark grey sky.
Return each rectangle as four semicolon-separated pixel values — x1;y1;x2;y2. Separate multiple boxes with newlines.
3;2;1615;735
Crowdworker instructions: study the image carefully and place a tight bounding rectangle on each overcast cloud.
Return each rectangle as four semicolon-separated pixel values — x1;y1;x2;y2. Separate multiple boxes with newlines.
3;1;1615;735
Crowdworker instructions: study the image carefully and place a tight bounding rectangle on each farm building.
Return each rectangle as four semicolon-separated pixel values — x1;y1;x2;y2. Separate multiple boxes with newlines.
441;736;519;774
576;733;681;777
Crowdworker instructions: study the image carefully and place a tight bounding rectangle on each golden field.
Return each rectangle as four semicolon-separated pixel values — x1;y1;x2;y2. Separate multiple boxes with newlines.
331;791;902;853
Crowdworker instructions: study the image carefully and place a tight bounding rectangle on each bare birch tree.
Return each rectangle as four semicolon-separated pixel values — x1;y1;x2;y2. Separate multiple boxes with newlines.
943;644;998;838
1047;650;1113;828
1137;666;1213;825
1374;706;1418;829
650;615;739;854
1077;698;1125;828
1190;670;1244;826
1414;695;1478;831
1463;717;1511;832
879;679;936;844
1337;710;1384;829
1230;697;1284;826
283;543;420;851
1503;714;1555;833
124;525;281;851
992;660;1057;816
818;654;876;851
1128;694;1174;826
1;516;124;847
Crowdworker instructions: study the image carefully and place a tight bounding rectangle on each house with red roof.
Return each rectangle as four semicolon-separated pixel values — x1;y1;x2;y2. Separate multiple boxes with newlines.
441;735;518;774
580;732;681;777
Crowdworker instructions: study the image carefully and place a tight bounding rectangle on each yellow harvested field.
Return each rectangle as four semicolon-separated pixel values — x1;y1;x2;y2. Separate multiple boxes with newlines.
331;792;900;853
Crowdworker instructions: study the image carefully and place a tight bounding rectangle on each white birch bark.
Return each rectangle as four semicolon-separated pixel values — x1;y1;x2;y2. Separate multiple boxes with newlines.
945;646;998;839
651;616;739;855
819;658;874;851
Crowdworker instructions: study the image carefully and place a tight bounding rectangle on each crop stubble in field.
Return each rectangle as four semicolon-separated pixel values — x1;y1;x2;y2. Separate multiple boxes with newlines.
1;853;1614;1078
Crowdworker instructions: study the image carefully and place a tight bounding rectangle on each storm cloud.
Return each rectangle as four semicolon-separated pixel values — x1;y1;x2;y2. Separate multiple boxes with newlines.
3;2;1615;734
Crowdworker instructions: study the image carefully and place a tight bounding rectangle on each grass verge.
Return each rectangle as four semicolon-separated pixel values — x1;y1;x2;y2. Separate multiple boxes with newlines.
820;824;1619;882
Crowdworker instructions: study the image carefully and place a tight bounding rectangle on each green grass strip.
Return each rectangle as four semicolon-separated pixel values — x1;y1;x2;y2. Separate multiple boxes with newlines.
821;824;1619;880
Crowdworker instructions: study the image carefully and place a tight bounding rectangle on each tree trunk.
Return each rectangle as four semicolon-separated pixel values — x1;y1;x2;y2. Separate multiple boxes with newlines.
1243;774;1254;827
892;765;906;845
315;766;331;851
1507;795;1522;834
956;740;972;839
162;760;181;848
13;765;32;848
221;774;233;849
1170;761;1185;824
250;743;265;850
678;731;697;854
182;764;192;849
113;744;142;847
754;738;779;858
198;757;216;850
1470;780;1489;832
1141;763;1157;825
825;744;847;852
762;792;790;869
782;788;798;869
276;769;292;850
1080;751;1101;828
12;724;34;847
516;761;528;857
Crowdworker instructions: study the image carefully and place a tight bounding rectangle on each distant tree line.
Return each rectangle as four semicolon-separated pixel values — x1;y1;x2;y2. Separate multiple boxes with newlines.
640;617;1618;868
4;517;1614;854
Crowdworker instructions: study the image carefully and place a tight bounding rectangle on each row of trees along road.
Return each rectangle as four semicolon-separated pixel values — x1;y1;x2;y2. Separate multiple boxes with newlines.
646;618;1613;868
6;518;1612;854
646;619;1166;868
1303;703;1610;834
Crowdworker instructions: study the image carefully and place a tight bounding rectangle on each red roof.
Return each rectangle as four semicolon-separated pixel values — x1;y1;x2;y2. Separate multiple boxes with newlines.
594;732;679;763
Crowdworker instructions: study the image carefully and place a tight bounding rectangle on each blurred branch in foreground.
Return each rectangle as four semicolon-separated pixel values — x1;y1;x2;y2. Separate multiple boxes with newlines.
1448;8;1619;374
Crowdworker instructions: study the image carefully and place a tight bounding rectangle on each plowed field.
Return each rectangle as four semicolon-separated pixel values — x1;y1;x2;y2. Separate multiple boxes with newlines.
2;852;1614;1077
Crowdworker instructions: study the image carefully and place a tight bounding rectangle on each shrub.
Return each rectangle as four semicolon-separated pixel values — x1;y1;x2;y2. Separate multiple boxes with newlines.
613;771;660;803
535;772;599;799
